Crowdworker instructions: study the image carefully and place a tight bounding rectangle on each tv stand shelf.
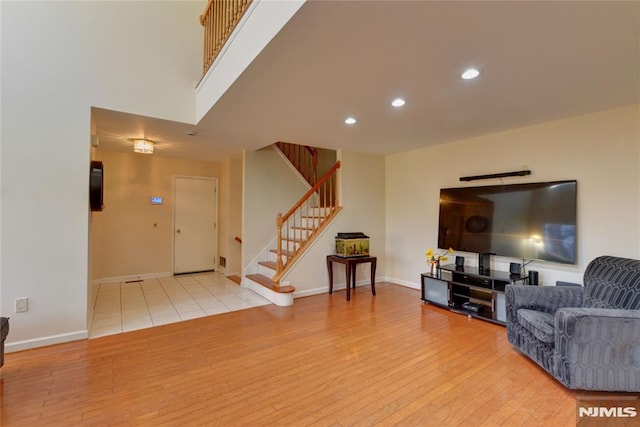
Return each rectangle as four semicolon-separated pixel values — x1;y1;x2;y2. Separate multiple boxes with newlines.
421;265;527;325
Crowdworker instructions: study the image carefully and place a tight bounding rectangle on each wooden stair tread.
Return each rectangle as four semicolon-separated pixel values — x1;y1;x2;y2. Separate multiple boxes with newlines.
227;275;241;285
246;274;295;293
270;248;294;257
258;260;277;270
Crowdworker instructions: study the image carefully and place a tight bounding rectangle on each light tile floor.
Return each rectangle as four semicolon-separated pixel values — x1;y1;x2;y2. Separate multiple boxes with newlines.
90;272;270;338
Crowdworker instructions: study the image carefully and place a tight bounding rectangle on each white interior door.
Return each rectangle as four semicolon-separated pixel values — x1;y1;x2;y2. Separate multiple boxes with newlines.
174;176;217;274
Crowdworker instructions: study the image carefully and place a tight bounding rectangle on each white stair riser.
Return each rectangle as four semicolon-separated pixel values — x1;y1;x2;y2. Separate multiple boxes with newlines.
280;240;301;252
257;264;276;277
244;280;293;307
269;251;290;265
282;228;311;240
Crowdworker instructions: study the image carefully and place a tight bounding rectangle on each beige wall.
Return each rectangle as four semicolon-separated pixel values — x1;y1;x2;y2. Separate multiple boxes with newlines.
385;104;640;288
91;150;239;281
217;157;243;276
316;147;337;178
227;158;244;275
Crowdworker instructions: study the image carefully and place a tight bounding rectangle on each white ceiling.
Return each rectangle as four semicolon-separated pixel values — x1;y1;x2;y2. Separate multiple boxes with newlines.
94;1;640;162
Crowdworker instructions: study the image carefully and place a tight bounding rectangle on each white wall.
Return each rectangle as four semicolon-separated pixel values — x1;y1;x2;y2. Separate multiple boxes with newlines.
385;104;640;289
1;1;204;350
195;0;306;121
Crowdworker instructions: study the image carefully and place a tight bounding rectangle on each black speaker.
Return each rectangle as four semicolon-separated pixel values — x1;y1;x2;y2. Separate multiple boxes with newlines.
479;253;491;272
510;262;521;275
529;270;539;286
455;256;465;267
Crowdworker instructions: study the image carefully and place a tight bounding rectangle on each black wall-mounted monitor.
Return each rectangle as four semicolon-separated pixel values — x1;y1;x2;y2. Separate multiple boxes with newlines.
438;180;577;264
89;160;104;212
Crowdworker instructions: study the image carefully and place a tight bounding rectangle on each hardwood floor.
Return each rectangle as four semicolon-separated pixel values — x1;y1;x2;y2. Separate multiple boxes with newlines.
0;283;597;425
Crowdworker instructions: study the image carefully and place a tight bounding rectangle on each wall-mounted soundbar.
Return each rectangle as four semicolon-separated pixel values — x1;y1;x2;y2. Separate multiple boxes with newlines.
459;170;531;182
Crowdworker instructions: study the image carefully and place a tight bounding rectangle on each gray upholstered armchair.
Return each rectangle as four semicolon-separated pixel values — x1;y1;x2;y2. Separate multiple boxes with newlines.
506;256;640;392
1;317;8;370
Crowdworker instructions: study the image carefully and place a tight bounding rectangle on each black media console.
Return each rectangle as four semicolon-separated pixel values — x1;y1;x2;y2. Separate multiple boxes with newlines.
420;264;527;325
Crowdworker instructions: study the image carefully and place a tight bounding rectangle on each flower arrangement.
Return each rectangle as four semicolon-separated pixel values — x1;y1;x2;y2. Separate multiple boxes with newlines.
425;247;454;265
425;247;453;276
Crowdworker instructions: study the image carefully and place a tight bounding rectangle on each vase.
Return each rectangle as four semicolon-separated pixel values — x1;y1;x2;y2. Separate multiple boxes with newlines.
430;261;438;276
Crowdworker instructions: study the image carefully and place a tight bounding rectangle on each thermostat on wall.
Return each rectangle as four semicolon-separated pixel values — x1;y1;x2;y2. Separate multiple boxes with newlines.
150;196;163;205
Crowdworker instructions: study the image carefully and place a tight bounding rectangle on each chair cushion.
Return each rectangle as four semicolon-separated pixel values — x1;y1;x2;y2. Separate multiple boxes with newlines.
517;309;555;344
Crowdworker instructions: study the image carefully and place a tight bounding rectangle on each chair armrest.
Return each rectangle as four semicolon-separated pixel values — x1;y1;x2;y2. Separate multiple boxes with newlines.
505;285;584;323
555;308;640;347
554;308;640;390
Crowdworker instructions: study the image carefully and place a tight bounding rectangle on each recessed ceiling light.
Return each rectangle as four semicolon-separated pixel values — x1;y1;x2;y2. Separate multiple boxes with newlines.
345;117;357;125
391;98;406;108
461;68;481;80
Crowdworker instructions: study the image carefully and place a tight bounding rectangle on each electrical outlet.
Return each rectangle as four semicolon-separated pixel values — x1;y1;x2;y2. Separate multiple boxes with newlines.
15;297;28;313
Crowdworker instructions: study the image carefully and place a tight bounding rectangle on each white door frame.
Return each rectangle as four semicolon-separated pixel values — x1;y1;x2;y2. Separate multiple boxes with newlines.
172;175;219;274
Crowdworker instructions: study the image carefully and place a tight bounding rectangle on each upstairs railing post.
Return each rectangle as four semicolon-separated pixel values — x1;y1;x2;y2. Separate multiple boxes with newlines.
200;0;253;78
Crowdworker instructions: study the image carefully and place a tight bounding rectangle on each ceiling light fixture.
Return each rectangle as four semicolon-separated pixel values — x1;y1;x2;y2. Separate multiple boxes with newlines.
391;98;406;108
461;68;481;80
131;138;154;154
345;117;357;125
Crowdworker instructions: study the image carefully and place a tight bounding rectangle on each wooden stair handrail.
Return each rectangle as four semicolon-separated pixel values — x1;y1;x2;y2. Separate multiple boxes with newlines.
281;161;340;220
274;161;341;286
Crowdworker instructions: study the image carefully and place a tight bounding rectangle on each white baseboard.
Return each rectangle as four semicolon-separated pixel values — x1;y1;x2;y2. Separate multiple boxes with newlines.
293;286;332;298
385;277;420;290
293;278;385;299
94;272;173;284
5;330;88;353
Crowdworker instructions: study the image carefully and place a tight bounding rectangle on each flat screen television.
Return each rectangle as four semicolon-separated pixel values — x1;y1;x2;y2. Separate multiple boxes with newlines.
438;180;577;264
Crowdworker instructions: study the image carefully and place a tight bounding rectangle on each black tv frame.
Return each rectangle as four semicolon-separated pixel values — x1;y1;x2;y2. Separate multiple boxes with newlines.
437;180;577;264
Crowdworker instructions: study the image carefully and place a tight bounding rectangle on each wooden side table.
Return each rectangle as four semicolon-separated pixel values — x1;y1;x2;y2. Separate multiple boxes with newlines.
326;255;377;301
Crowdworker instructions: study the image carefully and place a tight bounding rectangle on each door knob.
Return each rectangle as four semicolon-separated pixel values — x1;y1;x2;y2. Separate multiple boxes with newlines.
176;229;181;233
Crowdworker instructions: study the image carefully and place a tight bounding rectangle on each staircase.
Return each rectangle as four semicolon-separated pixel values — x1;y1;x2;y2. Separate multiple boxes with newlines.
275;141;318;186
244;143;341;306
